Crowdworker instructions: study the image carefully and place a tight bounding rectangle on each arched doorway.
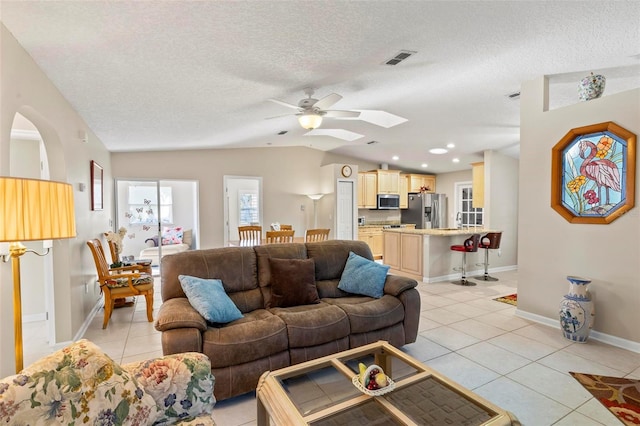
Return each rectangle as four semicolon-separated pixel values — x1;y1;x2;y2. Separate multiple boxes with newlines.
9;112;57;366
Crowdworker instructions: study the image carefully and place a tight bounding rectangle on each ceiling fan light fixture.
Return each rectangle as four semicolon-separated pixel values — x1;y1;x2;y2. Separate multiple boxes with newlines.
298;112;323;130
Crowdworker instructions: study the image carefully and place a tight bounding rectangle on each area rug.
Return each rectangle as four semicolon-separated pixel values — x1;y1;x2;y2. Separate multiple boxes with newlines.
493;293;517;306
570;372;640;425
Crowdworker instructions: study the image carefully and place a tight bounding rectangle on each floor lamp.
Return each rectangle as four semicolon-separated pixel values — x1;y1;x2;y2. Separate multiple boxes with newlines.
306;194;325;228
0;177;76;372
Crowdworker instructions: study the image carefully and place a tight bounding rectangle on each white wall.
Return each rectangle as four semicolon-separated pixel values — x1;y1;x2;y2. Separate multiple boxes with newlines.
519;77;639;346
1;24;112;375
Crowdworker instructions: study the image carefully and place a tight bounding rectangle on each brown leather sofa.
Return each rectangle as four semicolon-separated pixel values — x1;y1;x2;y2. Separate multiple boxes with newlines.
155;240;420;400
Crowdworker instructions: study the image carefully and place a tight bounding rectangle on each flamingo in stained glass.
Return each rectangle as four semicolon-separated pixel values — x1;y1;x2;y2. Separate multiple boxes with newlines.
578;140;621;205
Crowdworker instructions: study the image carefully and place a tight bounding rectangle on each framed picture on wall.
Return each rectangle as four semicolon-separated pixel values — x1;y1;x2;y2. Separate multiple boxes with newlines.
551;121;636;224
91;160;103;211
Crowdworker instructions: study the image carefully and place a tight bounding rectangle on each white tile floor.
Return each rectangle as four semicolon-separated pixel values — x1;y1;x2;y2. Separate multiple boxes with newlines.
23;270;640;425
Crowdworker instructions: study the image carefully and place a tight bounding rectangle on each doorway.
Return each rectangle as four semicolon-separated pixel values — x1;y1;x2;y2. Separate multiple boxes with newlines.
9;113;56;366
335;180;355;239
223;176;263;245
115;179;199;274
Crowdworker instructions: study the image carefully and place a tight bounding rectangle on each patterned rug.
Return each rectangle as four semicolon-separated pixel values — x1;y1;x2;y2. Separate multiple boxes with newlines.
493;293;517;306
570;372;640;425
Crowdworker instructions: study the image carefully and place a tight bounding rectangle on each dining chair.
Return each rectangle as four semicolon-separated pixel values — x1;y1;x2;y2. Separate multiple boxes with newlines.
87;239;154;329
305;228;330;242
265;230;295;244
238;225;262;240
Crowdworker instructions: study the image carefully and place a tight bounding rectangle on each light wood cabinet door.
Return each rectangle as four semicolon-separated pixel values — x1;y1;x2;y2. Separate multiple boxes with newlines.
383;232;400;269
376;170;400;194
358;227;384;258
400;175;409;209
358;173;377;208
471;162;484;208
400;233;423;277
408;174;436;193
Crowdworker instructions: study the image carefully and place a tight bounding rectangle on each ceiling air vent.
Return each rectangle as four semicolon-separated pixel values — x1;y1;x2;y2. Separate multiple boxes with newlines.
383;50;417;66
366;140;379;145
506;92;520;100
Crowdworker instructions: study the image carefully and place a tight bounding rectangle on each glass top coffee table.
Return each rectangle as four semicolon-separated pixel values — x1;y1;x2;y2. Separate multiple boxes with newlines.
256;340;519;425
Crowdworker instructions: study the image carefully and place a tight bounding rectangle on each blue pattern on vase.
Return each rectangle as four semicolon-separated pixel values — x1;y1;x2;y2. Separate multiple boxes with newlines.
559;275;594;342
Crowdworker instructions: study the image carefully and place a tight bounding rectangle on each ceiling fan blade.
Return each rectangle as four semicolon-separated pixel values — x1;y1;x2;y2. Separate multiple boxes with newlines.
323;110;360;118
268;98;300;110
313;93;342;110
304;129;364;141
264;113;297;120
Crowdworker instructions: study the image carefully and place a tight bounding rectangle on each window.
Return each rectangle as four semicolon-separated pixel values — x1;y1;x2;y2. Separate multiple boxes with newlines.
455;182;483;227
239;191;259;225
127;185;173;224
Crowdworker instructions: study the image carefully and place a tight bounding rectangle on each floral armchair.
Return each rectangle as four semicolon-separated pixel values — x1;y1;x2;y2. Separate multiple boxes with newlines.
0;339;216;425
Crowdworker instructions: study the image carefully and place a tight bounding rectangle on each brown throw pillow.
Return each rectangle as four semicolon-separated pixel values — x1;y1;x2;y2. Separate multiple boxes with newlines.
268;258;320;308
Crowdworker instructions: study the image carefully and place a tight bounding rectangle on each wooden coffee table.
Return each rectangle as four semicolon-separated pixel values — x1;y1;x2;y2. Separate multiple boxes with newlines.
256;340;519;425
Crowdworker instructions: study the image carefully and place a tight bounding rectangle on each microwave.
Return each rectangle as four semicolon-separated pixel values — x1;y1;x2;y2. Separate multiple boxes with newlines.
376;194;400;210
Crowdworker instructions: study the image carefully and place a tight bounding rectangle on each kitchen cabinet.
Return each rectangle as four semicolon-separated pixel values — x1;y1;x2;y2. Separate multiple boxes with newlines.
407;174;436;193
400;175;409;209
383;231;423;278
358;226;384;259
471;162;484;208
376;170;400;194
357;172;377;208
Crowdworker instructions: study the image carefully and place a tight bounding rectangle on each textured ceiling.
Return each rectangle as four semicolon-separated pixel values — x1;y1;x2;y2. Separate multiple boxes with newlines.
2;1;639;173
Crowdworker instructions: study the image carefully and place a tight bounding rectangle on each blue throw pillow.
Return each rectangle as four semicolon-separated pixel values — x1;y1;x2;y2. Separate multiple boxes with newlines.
179;275;244;324
338;251;389;298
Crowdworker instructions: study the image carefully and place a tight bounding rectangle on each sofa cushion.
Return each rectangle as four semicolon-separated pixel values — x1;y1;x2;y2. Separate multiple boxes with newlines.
324;295;405;333
306;240;374;281
163;226;184;245
254;243;307;288
269;303;350;348
179;275;244;324
0;339;160;425
267;258;320;308
123;352;215;425
338;251;389;298
202;309;289;368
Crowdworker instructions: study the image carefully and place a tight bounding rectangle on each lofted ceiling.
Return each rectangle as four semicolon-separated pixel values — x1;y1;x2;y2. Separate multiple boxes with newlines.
2;1;639;174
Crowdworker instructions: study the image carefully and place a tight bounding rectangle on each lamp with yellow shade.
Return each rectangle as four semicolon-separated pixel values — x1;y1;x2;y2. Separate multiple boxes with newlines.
0;177;76;372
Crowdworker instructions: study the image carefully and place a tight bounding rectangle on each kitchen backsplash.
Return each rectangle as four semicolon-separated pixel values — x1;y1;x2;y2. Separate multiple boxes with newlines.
358;209;402;225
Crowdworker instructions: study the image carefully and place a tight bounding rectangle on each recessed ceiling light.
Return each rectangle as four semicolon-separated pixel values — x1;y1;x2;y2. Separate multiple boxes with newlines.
446;143;455;148
429;148;448;154
421;163;428;168
452;158;460;163
392;155;399;160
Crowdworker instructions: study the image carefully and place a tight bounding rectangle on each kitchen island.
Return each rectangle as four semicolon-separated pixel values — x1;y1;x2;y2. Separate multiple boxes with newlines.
383;227;498;283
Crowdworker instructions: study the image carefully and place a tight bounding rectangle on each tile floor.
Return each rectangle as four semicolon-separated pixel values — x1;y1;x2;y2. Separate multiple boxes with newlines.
23;270;640;425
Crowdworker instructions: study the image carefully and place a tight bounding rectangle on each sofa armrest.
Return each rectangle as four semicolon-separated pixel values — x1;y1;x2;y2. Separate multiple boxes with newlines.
383;274;418;297
156;297;207;332
122;352;216;425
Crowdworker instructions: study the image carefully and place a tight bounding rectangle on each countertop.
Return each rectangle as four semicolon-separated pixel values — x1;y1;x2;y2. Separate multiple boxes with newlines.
382;227;499;236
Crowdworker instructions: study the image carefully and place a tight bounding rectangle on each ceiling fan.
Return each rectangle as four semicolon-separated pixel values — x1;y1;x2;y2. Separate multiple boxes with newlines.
267;88;408;141
268;88;360;130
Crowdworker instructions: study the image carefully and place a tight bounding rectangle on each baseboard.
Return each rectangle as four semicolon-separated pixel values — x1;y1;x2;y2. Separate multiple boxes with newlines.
74;298;103;342
515;309;640;354
425;265;517;283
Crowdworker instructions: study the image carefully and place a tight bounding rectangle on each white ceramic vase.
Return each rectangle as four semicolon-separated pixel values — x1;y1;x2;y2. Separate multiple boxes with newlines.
578;73;606;101
559;276;594;342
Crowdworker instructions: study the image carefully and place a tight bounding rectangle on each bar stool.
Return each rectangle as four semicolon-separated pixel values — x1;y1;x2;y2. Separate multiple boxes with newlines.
475;232;502;281
450;234;480;286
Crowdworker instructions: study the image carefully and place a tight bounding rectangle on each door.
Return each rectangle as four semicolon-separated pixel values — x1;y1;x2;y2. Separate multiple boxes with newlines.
223;176;263;245
336;180;355;240
454;182;484;227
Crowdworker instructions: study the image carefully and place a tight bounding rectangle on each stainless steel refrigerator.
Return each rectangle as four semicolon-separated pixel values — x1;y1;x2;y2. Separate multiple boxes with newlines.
402;193;447;229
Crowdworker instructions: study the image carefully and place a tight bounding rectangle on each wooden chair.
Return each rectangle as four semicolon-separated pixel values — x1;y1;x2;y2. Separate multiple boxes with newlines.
238;225;262;241
305;228;330;242
265;230;295;244
87;239;154;329
269;224;292;231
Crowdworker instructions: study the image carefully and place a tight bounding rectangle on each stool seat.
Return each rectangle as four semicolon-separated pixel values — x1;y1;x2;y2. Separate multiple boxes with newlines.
450;234;480;286
475;232;502;281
